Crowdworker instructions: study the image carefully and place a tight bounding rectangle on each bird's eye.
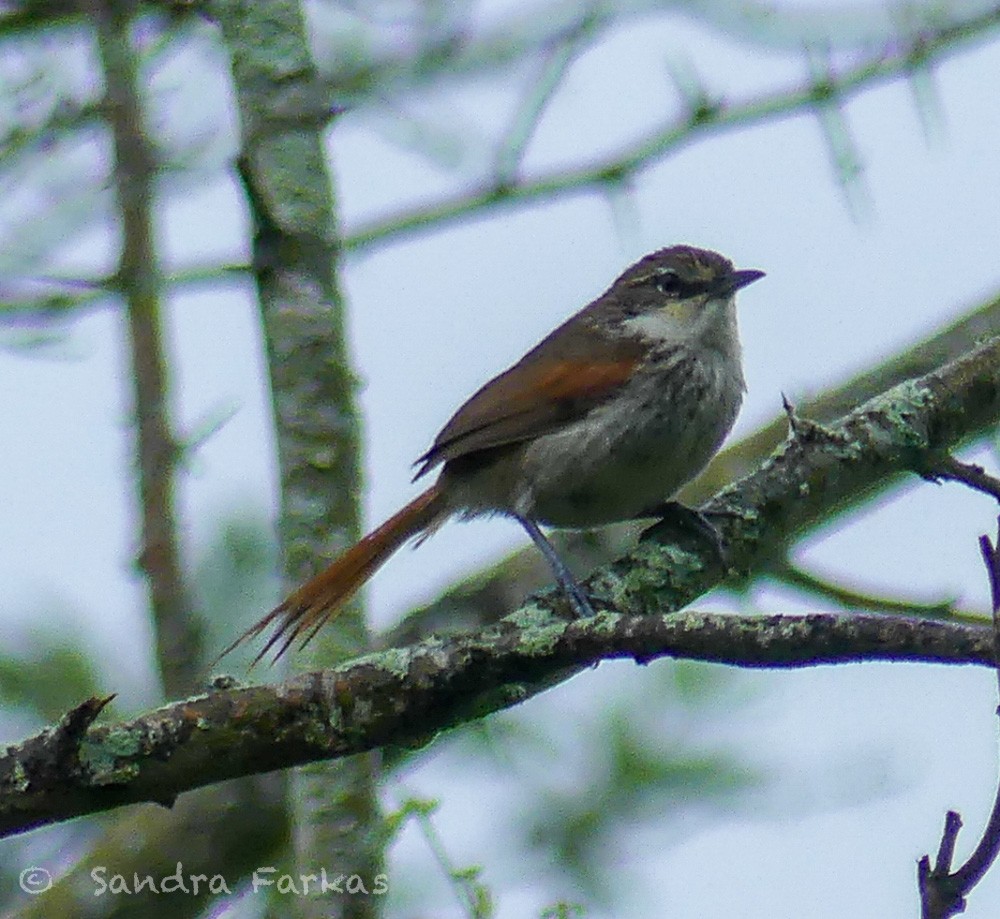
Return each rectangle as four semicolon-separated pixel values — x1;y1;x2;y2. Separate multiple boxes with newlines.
654;270;683;295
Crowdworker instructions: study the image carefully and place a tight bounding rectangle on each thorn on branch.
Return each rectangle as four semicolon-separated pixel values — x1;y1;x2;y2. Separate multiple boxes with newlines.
176;403;239;463
602;180;641;250
781;393;846;446
493;19;589;186
804;43;869;217
665;56;720;126
52;695;116;773
903;35;944;143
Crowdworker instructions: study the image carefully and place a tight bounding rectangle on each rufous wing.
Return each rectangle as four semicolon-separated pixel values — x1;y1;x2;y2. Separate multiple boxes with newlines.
414;325;644;478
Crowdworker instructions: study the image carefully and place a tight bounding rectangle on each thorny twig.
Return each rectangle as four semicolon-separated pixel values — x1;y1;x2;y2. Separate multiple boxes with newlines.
918;517;1000;918
346;6;1000;253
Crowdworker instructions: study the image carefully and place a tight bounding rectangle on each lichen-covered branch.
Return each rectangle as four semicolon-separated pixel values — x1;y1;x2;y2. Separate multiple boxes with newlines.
2;335;999;838
94;0;201;696
690;289;1000;502
0;610;993;840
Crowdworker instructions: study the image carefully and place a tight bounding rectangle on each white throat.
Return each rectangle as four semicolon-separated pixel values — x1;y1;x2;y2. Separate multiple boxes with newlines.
623;296;740;358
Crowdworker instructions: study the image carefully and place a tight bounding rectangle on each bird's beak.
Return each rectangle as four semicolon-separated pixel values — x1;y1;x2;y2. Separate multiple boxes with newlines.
727;268;766;293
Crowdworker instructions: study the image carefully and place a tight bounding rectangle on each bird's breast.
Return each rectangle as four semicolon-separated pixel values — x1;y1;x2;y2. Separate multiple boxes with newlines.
516;347;743;526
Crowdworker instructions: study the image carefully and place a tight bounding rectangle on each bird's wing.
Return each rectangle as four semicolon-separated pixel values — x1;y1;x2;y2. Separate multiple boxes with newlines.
413;330;644;479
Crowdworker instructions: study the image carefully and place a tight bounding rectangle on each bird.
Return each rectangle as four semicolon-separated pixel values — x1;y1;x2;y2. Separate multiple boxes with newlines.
222;245;764;664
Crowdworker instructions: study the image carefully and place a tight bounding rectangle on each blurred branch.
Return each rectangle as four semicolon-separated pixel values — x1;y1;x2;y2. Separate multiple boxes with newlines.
0;262;248;318
681;0;1000;48
313;2;657;104
0;262;248;319
0;277;109;318
905;44;946;142
209;0;382;913
0;96;101;171
4;333;1000;836
0;0;80;36
0;174;108;278
921;454;1000;502
93;0;202;697
492;16;593;185
271;0;1000;102
770;558;972;621
1;0;989;57
344;5;1000;253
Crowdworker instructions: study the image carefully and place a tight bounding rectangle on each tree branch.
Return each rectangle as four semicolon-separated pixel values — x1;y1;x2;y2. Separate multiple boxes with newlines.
209;0;382;912
0;610;993;840
2;334;1000;837
343;5;1000;253
769;558;969;620
918;521;1000;918
94;0;202;696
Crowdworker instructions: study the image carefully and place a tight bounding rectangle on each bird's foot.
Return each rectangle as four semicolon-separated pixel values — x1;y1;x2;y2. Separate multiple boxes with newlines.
639;501;730;567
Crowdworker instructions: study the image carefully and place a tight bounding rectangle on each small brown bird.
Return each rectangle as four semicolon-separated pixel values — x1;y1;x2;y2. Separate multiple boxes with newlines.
225;245;763;664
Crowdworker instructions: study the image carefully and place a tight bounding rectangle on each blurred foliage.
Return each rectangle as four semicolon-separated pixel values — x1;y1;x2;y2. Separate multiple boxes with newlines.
192;513;280;673
0;632;102;724
522;671;763;905
384;796;495;918
540;904;586;919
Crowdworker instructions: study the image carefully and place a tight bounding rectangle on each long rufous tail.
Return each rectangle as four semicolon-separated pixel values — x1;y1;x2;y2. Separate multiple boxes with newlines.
220;483;447;666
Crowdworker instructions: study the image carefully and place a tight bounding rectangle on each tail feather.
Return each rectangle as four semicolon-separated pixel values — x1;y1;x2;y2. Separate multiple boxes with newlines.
219;484;447;666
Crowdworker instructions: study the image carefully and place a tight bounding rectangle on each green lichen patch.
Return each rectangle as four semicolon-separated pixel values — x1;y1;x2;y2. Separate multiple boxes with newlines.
78;727;144;785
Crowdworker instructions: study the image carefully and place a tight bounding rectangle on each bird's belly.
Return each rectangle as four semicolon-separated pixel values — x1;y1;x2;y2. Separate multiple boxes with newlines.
439;350;744;529
519;370;741;527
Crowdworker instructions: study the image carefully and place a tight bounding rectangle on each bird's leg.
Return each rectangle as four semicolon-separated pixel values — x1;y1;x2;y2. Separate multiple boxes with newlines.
638;501;730;565
515;515;596;619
